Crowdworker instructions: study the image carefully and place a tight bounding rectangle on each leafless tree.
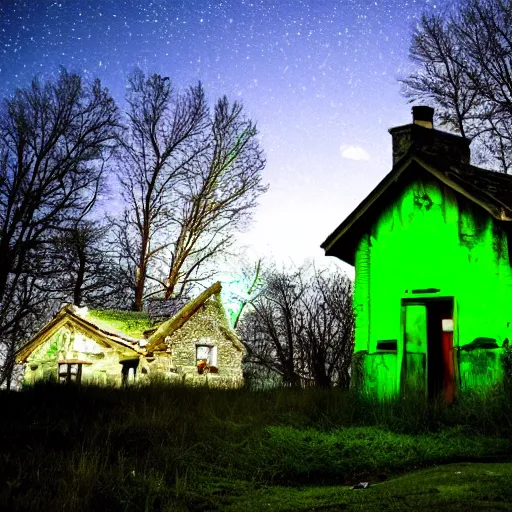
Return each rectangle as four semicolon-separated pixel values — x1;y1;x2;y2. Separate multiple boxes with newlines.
47;219;129;309
115;71;209;311
239;266;354;389
226;257;265;329
162;97;267;300
115;71;267;310
401;0;512;172
0;68;119;386
401;13;482;139
300;271;354;389
239;268;304;387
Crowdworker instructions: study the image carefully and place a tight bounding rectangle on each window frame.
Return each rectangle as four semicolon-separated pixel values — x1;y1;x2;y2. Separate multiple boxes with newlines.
58;362;83;384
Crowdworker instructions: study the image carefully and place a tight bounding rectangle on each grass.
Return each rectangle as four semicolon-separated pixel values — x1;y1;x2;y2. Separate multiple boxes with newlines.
0;383;511;511
209;462;512;511
86;309;153;338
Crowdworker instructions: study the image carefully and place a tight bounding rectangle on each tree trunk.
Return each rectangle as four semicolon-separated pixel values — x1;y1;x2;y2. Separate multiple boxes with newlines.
134;231;150;311
134;265;145;311
73;242;86;306
164;264;179;300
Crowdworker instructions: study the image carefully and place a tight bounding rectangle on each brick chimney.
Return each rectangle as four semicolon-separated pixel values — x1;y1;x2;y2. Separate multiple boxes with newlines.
388;106;471;166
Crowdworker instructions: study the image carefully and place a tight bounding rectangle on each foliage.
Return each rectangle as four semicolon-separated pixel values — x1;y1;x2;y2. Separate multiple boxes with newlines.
87;309;153;338
1;382;511;510
502;342;512;397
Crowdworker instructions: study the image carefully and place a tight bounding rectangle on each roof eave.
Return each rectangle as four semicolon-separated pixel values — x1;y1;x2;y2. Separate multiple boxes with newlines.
321;151;512;266
15;308;145;363
321;153;415;263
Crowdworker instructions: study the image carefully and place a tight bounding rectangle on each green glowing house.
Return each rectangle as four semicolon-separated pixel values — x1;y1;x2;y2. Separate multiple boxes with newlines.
322;106;512;400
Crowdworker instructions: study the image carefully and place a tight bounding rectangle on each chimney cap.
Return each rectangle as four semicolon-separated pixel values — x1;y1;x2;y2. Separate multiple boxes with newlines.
412;106;434;127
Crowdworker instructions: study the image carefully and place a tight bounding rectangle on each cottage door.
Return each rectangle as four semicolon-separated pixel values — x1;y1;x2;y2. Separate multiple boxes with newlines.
402;299;455;400
402;304;428;395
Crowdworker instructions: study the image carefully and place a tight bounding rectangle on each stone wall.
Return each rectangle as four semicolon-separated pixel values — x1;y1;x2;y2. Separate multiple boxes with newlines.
22;295;245;388
146;295;244;387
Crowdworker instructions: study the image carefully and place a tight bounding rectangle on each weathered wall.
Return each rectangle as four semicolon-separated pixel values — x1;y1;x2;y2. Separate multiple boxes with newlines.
24;324;127;386
145;295;244;387
22;295;244;388
353;172;511;398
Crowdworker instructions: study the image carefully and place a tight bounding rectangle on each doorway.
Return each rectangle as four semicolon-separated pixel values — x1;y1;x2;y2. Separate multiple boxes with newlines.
402;298;454;401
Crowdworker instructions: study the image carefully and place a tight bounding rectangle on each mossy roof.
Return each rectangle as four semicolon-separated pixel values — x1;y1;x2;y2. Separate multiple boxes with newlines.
86;309;153;339
16;283;242;362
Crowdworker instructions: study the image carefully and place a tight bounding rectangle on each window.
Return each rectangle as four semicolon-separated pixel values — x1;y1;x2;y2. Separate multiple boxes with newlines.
196;345;218;374
58;362;83;384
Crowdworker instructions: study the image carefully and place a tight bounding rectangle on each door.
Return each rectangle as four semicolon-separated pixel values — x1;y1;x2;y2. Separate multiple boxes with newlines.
402;304;428;395
402;298;455;401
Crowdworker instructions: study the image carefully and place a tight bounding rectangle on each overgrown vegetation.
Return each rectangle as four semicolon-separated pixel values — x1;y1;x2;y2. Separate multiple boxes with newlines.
87;309;153;338
1;383;511;511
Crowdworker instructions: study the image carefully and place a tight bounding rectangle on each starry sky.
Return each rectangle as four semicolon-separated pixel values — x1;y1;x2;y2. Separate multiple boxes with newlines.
0;0;459;273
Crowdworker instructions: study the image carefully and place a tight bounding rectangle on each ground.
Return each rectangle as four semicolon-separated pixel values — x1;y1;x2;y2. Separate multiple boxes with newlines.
210;462;512;511
1;384;511;511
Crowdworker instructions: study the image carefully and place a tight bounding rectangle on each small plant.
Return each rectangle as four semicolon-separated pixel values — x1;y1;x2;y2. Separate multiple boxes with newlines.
502;341;512;394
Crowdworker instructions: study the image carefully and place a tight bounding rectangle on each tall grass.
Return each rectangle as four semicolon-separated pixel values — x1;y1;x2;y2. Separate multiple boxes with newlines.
0;382;511;511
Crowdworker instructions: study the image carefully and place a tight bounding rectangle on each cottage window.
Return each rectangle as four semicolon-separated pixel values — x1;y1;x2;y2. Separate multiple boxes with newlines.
58;362;82;384
196;345;218;373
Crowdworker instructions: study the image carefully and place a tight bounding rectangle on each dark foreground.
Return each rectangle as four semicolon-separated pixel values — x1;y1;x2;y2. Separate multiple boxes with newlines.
0;382;511;511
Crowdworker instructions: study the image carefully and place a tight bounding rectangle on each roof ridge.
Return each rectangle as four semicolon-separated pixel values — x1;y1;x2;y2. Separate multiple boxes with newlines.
322;148;512;265
146;281;222;353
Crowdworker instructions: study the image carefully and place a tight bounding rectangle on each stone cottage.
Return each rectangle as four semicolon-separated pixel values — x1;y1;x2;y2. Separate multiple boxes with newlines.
322;106;511;401
15;282;245;387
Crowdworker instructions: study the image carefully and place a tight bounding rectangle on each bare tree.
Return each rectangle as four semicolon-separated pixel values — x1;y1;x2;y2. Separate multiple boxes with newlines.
401;13;482;139
0;68;119;386
300;271;354;389
240;267;305;387
115;71;267;310
221;257;265;329
48;219;129;309
115;71;209;311
162;97;267;300
401;0;512;172
239;266;354;389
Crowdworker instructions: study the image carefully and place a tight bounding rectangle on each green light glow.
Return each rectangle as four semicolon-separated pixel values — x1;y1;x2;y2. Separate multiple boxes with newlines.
221;261;264;328
353;174;508;399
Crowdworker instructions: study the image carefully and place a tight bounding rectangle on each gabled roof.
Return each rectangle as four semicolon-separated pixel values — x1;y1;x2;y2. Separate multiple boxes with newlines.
16;305;145;363
146;281;244;353
16;282;244;362
321;150;512;266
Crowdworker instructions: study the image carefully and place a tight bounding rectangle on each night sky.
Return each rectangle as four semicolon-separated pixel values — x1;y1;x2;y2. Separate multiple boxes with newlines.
1;0;457;272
